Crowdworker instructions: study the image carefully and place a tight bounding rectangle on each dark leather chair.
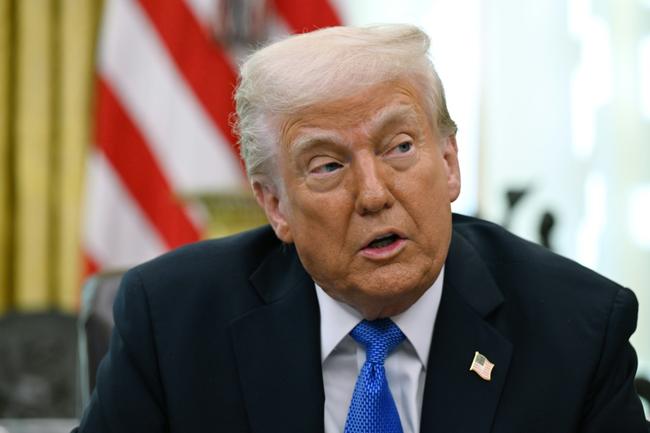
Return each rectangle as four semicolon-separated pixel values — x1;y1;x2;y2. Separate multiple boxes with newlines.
77;270;124;413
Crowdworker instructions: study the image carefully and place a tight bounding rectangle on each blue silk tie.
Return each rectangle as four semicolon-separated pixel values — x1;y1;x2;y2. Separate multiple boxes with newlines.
343;318;405;433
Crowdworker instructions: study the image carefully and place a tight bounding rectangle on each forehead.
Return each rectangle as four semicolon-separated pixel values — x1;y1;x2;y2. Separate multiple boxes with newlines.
279;80;431;148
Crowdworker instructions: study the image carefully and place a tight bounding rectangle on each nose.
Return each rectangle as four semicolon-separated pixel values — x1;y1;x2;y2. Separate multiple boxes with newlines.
353;154;394;215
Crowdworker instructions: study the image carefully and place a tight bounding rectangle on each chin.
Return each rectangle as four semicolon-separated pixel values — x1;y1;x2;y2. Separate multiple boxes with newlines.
354;295;416;320
369;263;433;294
349;277;427;318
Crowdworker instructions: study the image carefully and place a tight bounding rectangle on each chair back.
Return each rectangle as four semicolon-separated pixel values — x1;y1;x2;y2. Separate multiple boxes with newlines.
77;270;124;412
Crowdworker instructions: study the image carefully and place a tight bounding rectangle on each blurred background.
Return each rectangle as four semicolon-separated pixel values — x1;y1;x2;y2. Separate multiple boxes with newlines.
0;0;648;429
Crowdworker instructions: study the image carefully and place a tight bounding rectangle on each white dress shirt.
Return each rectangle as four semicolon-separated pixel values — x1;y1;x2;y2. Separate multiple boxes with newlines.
315;267;444;433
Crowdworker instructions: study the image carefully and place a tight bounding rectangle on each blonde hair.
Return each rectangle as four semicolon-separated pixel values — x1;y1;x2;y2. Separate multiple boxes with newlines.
233;24;457;187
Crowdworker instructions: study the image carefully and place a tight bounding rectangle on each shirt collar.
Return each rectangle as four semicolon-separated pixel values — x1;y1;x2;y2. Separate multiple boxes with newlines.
315;266;444;367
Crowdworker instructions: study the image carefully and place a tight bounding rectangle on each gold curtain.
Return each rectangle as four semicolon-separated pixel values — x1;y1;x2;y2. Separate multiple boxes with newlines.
0;0;103;314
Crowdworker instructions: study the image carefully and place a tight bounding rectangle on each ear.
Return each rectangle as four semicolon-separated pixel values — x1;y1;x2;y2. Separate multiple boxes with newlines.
442;134;461;202
252;181;293;243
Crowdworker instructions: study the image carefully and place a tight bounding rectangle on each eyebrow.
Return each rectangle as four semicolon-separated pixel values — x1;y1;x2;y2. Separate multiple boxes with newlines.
288;103;422;156
364;104;421;139
289;130;346;157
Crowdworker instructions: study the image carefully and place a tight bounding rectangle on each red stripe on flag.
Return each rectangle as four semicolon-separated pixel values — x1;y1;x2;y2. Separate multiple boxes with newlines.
82;252;100;279
78;252;101;310
137;0;242;164
95;78;201;248
272;0;341;33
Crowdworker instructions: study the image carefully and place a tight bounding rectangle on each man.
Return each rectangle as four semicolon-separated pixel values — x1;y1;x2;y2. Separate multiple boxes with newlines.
76;25;649;432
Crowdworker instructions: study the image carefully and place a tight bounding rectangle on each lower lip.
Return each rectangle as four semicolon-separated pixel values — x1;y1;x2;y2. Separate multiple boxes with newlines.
360;238;407;260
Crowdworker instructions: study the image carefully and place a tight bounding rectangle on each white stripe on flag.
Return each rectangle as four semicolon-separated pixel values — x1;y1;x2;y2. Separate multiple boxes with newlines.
98;0;244;194
83;151;166;269
185;0;217;28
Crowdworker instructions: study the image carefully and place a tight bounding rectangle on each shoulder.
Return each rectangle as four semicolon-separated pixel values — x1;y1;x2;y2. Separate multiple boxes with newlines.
452;213;625;292
451;213;637;333
133;223;279;283
116;224;282;326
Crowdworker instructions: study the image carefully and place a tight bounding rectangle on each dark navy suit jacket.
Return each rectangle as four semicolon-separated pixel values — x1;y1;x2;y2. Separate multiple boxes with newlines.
76;214;649;432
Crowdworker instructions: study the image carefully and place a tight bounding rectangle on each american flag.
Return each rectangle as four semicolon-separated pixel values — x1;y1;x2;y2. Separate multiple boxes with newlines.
469;351;494;381
82;0;341;275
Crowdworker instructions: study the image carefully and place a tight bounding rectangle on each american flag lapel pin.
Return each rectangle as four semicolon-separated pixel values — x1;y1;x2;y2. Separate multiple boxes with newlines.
469;351;494;381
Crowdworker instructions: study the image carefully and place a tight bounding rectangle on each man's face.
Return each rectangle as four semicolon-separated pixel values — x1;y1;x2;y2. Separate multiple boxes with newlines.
254;79;460;319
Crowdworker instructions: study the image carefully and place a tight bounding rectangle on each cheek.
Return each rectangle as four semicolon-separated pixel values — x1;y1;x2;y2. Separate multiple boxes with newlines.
286;194;355;267
398;161;452;242
291;188;353;228
397;157;449;207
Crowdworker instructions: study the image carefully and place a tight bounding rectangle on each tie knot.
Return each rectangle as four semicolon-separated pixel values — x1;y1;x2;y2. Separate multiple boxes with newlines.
350;318;405;364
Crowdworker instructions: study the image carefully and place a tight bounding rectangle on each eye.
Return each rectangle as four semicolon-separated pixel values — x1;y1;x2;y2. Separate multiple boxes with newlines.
309;160;343;174
385;140;413;157
382;137;417;171
320;162;342;173
396;141;412;153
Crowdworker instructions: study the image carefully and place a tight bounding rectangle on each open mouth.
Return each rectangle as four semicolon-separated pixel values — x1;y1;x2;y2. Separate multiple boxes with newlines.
366;233;401;249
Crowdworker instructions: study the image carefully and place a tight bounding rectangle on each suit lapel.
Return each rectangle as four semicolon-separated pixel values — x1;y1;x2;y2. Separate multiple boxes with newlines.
229;243;324;433
420;230;513;433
